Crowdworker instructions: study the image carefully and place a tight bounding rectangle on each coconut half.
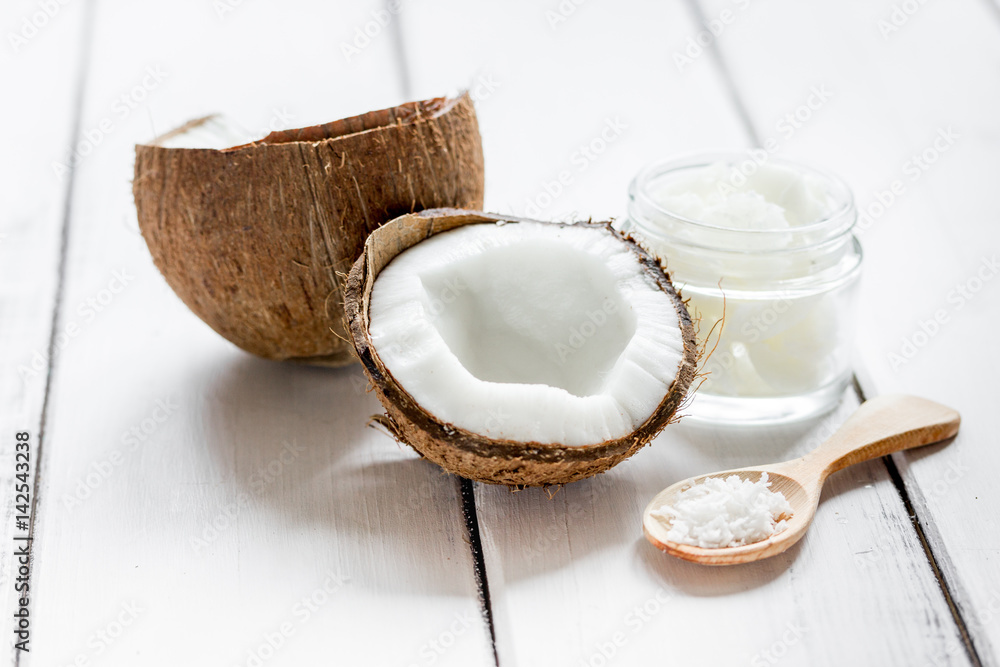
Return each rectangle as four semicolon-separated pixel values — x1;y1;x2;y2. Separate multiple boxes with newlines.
133;94;484;365
345;209;698;486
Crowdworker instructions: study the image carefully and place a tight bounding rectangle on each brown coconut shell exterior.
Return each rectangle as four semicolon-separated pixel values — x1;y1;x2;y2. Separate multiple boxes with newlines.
133;94;484;365
344;209;699;486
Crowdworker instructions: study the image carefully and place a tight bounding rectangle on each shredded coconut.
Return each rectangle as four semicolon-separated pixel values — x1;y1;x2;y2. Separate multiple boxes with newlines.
653;472;793;548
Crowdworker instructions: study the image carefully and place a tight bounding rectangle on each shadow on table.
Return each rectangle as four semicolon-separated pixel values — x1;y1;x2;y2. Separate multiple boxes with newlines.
198;357;864;596
198;353;482;596
634;536;803;595
471;393;855;587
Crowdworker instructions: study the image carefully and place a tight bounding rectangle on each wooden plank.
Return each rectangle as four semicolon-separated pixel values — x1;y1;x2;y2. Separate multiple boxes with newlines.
23;2;494;665
481;391;973;666
0;1;89;663
399;0;748;221
401;0;972;664
698;0;1000;662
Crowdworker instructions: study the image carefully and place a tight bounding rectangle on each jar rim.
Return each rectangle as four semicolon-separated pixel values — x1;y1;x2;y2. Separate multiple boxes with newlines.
629;152;857;245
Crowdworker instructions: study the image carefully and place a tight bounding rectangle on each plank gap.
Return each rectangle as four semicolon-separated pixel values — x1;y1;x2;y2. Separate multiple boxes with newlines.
15;2;99;667
460;479;500;667
388;0;414;99
394;4;498;662
883;453;983;667
686;0;763;146
687;0;980;650
854;376;984;667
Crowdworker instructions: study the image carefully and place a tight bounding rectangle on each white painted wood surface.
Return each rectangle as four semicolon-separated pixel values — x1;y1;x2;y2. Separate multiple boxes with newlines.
2;0;996;665
12;2;493;666
399;1;975;665
400;0;748;219
0;3;88;665
698;0;1000;662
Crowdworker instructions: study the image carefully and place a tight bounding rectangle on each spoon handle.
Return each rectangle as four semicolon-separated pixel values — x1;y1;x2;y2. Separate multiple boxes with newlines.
812;394;960;477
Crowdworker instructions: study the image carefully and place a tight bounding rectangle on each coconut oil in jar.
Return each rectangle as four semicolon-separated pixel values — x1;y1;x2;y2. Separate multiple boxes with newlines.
622;153;862;424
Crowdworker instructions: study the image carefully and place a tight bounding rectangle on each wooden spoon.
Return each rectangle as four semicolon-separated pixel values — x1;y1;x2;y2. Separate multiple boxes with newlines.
643;394;960;565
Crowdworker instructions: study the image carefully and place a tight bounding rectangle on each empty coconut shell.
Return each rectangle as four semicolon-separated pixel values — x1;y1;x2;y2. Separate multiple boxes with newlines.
345;209;698;486
133;94;484;365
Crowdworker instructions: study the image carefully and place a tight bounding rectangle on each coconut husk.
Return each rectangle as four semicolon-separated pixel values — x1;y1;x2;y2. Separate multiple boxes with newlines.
133;94;484;365
345;209;698;486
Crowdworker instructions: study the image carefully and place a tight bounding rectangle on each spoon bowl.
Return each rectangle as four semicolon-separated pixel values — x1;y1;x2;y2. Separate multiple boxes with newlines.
644;395;960;565
643;468;815;565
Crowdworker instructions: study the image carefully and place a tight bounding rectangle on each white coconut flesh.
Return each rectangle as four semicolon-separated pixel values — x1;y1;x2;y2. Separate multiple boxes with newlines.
368;221;687;447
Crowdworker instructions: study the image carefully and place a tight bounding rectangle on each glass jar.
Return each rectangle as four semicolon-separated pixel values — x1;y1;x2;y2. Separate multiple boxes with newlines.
621;153;862;424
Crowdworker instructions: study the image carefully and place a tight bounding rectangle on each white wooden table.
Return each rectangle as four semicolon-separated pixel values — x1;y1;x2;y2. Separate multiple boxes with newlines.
2;1;998;665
